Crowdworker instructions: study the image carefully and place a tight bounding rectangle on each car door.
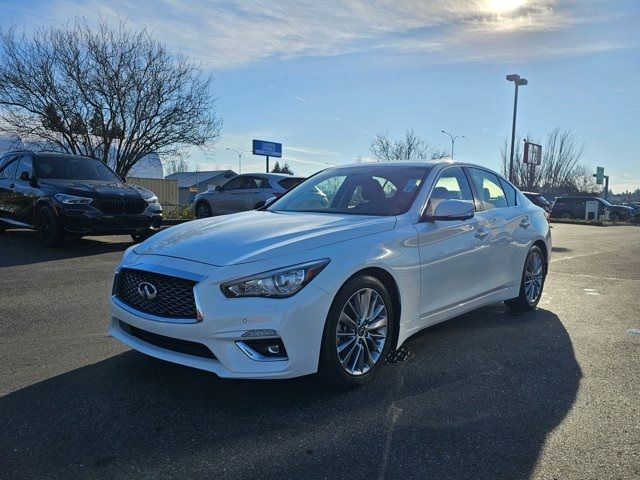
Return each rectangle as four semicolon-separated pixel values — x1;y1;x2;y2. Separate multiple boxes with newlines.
0;155;20;224
252;176;276;206
414;166;490;321
467;167;532;292
212;176;245;214
11;155;37;225
232;176;264;210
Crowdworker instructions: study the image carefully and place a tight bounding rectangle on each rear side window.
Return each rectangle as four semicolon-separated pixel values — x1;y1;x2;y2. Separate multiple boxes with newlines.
499;179;517;206
278;177;304;190
468;168;508;210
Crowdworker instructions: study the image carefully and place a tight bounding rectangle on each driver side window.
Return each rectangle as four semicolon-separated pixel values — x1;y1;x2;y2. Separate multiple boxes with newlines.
222;176;244;190
424;167;474;217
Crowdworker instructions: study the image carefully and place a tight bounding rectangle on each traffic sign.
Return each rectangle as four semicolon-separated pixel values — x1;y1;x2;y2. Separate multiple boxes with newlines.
252;140;282;158
595;167;604;185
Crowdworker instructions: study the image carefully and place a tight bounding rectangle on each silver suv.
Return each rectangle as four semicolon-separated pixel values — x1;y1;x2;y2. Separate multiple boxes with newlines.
193;173;304;218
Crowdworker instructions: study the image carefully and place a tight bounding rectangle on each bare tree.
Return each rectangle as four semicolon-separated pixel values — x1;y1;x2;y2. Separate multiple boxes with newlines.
370;128;448;162
164;158;189;175
0;18;221;176
500;128;595;194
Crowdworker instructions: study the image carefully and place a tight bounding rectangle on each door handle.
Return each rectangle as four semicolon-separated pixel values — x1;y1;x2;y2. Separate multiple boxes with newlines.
9;183;15;189
520;219;531;229
474;228;489;239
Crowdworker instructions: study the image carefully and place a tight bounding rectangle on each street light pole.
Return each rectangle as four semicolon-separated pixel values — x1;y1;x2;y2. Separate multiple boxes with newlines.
440;130;464;160
506;74;528;182
225;147;250;174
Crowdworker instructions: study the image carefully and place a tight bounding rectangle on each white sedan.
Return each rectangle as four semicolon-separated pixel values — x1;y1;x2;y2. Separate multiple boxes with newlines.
109;162;550;388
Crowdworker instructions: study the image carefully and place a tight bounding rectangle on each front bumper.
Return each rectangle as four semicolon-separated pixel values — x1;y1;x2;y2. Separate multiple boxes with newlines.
108;261;331;379
59;206;162;235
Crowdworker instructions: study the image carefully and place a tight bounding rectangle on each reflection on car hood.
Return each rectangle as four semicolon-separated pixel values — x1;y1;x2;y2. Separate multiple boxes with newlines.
134;210;396;266
41;179;147;198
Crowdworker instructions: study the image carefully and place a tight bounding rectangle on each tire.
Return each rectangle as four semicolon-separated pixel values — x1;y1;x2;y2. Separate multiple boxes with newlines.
505;245;546;311
36;205;64;247
195;201;212;219
131;231;155;243
560;212;571;220
317;275;396;389
609;213;620;222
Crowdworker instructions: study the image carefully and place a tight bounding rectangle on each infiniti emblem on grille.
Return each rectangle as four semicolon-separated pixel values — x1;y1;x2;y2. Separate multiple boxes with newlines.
137;282;158;300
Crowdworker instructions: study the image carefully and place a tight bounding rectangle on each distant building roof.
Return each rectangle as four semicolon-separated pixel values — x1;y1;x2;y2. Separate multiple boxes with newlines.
166;170;236;188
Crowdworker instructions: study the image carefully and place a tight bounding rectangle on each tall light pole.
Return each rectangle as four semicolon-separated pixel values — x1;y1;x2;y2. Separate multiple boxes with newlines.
225;147;250;174
441;130;464;160
506;73;528;182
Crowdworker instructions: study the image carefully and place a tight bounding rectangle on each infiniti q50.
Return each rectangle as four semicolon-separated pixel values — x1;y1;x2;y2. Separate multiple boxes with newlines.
109;162;550;388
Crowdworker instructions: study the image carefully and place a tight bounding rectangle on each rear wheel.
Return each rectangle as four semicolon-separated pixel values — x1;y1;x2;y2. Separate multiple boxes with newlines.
195;202;212;219
506;245;546;311
36;205;64;247
318;275;396;389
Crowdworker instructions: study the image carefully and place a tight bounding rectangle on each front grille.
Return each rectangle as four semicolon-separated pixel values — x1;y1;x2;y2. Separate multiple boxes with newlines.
115;268;198;319
95;196;147;214
119;321;215;359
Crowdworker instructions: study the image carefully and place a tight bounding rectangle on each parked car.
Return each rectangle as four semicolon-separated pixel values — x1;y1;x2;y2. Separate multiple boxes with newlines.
193;173;305;218
0;151;162;246
551;195;634;221
109;162;550;388
522;192;553;212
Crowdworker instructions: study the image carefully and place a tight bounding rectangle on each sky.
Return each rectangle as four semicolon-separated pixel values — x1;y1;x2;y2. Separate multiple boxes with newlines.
1;0;639;192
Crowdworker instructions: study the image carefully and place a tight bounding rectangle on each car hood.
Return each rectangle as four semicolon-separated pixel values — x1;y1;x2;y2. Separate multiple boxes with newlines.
134;210;396;266
40;179;147;198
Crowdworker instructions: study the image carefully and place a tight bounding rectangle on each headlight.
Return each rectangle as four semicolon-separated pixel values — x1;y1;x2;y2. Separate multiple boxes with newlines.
54;193;93;205
146;195;159;205
221;259;330;298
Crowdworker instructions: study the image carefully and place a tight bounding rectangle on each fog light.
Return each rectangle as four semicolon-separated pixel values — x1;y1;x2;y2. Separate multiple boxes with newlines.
236;338;288;361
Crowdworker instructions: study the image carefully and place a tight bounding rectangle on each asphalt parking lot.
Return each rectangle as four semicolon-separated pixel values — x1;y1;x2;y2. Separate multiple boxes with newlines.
1;223;639;480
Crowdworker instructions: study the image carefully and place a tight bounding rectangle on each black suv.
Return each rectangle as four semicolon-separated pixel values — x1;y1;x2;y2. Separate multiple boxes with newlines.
551;195;634;222
0;151;162;246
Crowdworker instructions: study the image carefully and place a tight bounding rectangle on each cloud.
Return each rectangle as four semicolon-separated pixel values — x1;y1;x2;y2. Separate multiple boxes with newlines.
32;0;633;70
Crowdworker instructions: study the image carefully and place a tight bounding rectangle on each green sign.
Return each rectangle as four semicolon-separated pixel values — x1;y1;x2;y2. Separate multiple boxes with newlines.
595;166;604;185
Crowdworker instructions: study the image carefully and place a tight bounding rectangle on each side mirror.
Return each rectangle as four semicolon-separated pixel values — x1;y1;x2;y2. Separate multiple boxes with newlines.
215;185;222;191
120;176;127;183
19;171;30;181
427;199;474;221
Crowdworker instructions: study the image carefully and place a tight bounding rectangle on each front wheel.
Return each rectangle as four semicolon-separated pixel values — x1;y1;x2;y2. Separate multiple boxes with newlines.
36;205;64;247
131;231;155;243
317;275;396;389
195;202;212;219
505;245;546;311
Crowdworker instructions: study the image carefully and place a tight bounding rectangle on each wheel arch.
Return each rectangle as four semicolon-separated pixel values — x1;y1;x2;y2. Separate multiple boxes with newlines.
341;266;402;351
532;239;549;274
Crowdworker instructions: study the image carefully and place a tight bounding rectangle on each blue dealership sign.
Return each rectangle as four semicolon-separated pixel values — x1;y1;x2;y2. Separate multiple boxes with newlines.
252;139;282;158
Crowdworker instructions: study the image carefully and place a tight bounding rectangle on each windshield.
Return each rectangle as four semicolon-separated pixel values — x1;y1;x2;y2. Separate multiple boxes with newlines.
268;165;431;216
34;155;121;181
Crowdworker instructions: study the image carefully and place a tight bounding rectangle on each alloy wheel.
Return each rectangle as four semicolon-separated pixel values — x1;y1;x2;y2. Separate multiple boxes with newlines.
336;288;388;376
524;251;544;303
